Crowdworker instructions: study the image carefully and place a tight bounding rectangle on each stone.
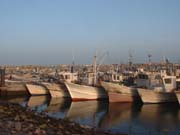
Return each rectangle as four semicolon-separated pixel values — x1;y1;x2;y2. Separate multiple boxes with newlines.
27;132;33;135
14;115;20;121
65;131;71;135
34;128;41;135
29;123;34;128
39;123;47;129
58;124;63;129
7;121;13;128
20;114;27;120
34;128;46;135
0;108;4;113
15;122;22;131
11;130;17;134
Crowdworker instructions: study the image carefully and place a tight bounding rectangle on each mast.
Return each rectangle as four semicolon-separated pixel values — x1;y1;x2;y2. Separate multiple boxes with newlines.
71;50;75;73
93;53;97;86
148;54;152;64
128;50;133;71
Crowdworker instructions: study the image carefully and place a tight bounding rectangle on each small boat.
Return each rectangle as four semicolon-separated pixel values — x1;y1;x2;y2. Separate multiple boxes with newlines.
42;82;70;98
1;81;28;96
65;82;108;101
26;83;49;96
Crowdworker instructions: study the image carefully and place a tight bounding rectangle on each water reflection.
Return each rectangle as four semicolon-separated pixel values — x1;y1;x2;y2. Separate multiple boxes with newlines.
46;98;71;119
27;96;50;113
66;100;108;128
0;96;28;104
2;95;180;135
138;103;180;135
99;103;134;129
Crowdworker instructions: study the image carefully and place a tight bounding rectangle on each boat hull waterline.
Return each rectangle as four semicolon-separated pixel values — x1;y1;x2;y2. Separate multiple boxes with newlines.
101;81;140;103
65;82;108;101
42;83;70;98
26;84;49;96
138;88;178;104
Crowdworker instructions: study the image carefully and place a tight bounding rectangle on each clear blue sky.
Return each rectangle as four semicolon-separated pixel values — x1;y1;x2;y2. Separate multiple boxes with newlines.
0;0;180;65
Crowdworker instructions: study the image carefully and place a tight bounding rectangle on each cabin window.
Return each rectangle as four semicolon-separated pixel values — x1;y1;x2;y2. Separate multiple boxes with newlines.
89;74;93;78
117;76;120;80
164;79;172;84
138;74;148;79
60;75;64;79
65;75;70;79
113;75;116;80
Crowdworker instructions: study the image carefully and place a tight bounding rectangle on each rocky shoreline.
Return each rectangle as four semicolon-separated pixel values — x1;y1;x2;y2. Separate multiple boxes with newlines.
0;101;125;135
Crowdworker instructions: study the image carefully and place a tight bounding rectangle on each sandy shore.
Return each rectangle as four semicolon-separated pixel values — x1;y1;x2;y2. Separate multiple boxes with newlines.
0;101;125;135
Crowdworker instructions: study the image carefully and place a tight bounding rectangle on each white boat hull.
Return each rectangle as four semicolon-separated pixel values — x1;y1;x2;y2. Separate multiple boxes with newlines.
65;82;108;101
26;84;49;96
138;88;177;103
101;81;140;102
175;91;180;104
42;83;70;98
101;81;138;96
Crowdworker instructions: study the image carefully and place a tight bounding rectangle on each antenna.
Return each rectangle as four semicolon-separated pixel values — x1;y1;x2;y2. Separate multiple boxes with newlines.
93;51;97;85
148;53;152;64
71;50;75;73
128;50;133;66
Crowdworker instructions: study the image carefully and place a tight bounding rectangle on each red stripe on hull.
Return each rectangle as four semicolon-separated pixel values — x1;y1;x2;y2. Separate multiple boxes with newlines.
72;98;108;102
72;98;98;101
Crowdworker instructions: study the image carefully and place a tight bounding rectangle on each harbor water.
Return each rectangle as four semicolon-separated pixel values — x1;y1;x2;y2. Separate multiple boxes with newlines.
1;96;180;135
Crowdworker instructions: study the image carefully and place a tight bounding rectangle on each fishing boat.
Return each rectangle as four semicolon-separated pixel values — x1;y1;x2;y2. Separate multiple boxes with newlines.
42;82;70;98
65;54;108;101
138;75;178;103
26;83;49;96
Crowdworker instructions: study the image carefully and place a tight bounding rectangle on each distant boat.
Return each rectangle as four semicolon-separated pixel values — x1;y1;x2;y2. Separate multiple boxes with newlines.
100;81;140;103
26;83;49;96
65;82;108;101
42;82;70;98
